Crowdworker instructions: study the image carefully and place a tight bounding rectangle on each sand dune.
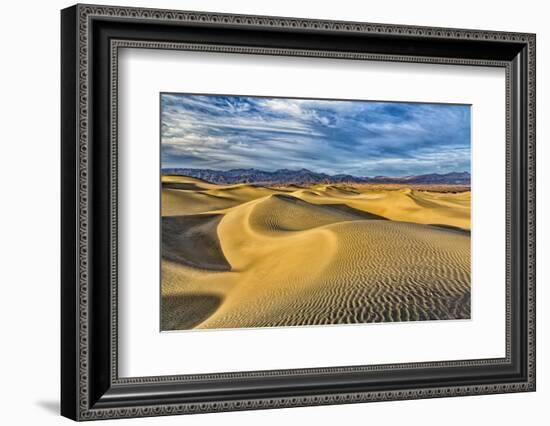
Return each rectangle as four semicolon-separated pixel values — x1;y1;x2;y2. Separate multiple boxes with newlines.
162;175;277;216
161;176;471;330
162;214;230;271
297;186;471;230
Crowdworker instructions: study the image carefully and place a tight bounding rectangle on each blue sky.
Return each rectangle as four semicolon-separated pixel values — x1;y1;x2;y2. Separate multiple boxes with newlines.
161;93;470;177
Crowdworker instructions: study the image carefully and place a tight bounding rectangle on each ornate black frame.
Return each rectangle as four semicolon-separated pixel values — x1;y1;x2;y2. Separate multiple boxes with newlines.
61;4;536;421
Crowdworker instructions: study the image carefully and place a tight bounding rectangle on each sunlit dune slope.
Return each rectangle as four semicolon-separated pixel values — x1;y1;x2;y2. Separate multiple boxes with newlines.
162;175;276;216
300;185;471;230
161;176;471;330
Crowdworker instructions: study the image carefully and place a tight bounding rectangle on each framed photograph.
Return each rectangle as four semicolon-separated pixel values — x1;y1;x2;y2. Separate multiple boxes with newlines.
61;4;536;421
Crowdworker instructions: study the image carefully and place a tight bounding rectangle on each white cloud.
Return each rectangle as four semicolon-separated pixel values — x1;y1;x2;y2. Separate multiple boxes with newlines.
160;94;470;176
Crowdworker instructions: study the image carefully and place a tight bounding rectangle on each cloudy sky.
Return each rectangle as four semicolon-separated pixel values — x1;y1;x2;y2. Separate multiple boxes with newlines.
161;93;470;177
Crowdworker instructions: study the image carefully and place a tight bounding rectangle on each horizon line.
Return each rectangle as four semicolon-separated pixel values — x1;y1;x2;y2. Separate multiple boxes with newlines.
161;166;470;179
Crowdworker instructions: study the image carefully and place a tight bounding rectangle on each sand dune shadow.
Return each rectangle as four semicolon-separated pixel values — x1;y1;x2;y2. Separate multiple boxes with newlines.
429;223;471;235
163;182;206;191
162;214;231;271
161;294;223;330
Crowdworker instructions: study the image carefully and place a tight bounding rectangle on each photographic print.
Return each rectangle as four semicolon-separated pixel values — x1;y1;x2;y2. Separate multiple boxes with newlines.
160;93;471;331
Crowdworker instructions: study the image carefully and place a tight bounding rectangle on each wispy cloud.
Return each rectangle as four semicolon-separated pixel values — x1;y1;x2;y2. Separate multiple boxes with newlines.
161;94;470;176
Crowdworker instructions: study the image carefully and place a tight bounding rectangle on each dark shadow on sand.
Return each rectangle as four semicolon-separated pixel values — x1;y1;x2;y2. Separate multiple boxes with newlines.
162;214;231;271
163;182;205;191
325;203;388;221
161;294;223;330
429;223;471;235
271;194;389;221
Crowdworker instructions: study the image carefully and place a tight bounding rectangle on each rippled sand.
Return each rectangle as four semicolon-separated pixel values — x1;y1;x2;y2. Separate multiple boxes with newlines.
161;175;471;330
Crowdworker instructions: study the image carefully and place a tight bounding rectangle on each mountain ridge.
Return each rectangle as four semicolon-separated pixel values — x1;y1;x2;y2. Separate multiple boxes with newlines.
162;167;470;186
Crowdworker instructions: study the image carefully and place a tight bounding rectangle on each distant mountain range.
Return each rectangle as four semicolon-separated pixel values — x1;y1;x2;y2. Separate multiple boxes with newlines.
162;168;470;186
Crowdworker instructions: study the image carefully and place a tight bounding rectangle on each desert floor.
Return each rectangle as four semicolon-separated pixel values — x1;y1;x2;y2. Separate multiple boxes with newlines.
161;175;471;330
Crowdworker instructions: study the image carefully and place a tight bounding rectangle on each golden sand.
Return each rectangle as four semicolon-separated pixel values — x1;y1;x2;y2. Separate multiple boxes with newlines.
160;175;471;330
